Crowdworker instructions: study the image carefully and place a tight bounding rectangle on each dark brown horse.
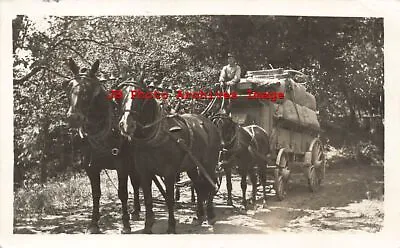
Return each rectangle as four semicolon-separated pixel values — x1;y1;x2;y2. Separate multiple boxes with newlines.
65;58;141;234
211;113;270;208
118;81;221;234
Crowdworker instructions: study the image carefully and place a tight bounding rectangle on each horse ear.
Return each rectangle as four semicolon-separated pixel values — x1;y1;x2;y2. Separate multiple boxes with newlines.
90;60;100;75
137;65;146;89
68;58;79;75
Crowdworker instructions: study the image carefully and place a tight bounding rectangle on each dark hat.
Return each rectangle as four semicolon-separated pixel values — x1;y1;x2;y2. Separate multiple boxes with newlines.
227;52;235;58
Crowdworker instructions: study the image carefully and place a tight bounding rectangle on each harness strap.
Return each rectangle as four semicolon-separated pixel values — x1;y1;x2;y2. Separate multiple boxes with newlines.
169;115;194;171
165;131;217;191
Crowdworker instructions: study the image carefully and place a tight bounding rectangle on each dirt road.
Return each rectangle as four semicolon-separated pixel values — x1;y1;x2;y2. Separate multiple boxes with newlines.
14;163;384;234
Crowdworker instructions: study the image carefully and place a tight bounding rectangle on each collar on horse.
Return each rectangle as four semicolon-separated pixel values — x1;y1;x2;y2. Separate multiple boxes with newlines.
80;103;125;158
73;74;125;158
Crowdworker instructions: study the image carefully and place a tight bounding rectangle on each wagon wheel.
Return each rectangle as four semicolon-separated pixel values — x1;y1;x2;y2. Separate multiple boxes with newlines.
274;152;289;201
274;172;286;201
307;140;325;192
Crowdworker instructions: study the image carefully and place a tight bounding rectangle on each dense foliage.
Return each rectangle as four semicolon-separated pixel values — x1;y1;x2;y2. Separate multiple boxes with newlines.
12;15;384;186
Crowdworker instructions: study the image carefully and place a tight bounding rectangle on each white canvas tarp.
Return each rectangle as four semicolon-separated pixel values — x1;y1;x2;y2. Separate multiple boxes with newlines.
274;99;320;130
274;79;316;110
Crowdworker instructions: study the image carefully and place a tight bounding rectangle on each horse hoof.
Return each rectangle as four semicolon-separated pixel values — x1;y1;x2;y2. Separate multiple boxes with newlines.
247;203;256;210
262;201;268;209
192;217;204;226
87;225;100;234
227;199;233;206
207;217;217;225
131;212;140;221
142;229;153;234
121;226;131;234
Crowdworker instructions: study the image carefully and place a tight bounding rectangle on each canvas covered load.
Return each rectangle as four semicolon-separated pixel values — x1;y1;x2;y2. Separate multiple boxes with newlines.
239;69;317;110
274;100;320;130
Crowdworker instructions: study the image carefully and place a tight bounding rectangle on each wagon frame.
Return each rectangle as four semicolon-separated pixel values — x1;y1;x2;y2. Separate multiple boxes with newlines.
227;68;326;200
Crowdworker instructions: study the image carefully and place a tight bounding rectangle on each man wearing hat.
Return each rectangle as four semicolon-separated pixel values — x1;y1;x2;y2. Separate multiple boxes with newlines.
219;52;241;87
217;52;241;114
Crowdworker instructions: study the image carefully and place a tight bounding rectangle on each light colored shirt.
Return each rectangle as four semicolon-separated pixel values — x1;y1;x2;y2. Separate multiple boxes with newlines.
219;64;241;83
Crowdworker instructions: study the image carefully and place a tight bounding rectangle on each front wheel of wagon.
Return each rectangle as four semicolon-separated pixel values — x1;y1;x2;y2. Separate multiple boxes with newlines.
274;152;289;201
308;139;325;192
275;173;287;201
307;166;319;192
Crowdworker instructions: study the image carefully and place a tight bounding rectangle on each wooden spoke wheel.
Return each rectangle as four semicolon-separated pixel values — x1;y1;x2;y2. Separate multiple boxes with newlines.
275;173;286;201
274;152;289;201
308;140;325;192
307;166;319;192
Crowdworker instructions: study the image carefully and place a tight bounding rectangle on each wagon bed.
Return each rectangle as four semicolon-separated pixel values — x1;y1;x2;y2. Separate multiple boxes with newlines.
229;69;326;199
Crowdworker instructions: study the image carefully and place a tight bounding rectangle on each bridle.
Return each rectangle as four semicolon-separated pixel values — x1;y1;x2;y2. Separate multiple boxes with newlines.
68;73;125;157
69;73;102;121
120;82;170;131
211;113;240;149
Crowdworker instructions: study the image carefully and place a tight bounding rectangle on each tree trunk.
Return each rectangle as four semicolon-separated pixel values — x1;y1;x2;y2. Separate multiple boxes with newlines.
40;118;51;184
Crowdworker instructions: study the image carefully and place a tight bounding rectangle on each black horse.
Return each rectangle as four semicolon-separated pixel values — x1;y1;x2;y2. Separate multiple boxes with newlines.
211;113;270;208
118;81;221;234
65;58;141;234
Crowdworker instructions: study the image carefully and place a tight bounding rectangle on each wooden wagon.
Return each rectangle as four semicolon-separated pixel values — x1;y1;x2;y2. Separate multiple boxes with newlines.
228;68;326;200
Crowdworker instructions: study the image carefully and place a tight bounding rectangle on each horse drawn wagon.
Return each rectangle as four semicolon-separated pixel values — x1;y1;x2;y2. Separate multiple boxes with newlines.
64;58;325;233
221;68;326;201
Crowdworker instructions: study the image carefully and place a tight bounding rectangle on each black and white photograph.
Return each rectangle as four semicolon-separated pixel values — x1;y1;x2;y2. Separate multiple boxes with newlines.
1;0;399;246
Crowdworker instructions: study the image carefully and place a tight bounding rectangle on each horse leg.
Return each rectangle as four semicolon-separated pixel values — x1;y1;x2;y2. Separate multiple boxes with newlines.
258;164;268;207
129;171;141;221
175;173;180;202
86;167;101;234
191;184;196;203
240;171;248;208
206;186;217;225
117;169;131;234
249;165;258;207
187;167;204;225
165;175;177;234
225;166;233;206
141;172;155;234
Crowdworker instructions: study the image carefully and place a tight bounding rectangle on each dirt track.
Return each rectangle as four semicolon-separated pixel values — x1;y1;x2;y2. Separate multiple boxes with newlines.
14;163;384;234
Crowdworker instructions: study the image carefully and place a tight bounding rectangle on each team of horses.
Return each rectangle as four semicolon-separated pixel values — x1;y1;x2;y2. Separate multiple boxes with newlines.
64;58;271;234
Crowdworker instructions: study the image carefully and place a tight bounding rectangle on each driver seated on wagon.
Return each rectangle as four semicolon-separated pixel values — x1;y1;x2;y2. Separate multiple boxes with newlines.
219;52;241;88
216;52;241;115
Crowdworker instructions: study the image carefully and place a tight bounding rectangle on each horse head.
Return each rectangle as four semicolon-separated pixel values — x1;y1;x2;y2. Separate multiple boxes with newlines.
211;113;238;147
118;68;160;139
65;58;103;128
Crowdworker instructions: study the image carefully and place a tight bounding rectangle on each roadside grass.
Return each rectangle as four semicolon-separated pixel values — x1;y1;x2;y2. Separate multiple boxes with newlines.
14;170;119;218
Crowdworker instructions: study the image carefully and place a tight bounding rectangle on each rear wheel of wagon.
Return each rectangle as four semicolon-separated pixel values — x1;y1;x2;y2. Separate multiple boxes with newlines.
308;140;325;192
